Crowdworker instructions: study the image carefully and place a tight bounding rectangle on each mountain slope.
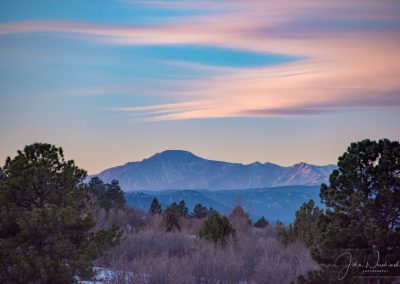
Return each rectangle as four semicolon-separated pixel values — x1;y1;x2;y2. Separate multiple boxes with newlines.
125;186;322;224
125;189;232;214
92;150;336;191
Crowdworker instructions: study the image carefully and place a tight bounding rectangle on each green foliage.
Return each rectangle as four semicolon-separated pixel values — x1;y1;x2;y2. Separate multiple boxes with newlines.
277;200;326;248
88;177;126;214
198;211;235;245
191;203;209;219
164;200;188;218
285;139;400;283
149;197;162;215
164;202;179;216
317;140;400;264
254;216;269;228
0;143;121;283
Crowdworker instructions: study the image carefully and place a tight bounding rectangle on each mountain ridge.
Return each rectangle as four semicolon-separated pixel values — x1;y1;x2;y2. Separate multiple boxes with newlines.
125;185;322;223
91;150;336;192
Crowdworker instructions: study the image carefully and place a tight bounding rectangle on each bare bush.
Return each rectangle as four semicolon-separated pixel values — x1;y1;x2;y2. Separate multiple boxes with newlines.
252;238;318;284
92;205;146;233
96;208;318;284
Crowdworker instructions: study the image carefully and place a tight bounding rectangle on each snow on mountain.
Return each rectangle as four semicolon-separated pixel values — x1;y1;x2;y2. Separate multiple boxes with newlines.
90;150;336;191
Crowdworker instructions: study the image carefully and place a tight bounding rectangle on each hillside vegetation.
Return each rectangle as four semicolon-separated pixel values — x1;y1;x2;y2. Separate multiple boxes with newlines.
1;139;399;283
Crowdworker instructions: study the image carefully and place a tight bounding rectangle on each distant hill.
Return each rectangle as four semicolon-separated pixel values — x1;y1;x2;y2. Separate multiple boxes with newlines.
91;150;336;191
125;190;232;215
125;185;322;224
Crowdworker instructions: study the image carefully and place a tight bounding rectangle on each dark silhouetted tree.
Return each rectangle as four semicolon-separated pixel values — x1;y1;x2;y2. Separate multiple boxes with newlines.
149;197;162;214
163;200;188;218
0;143;121;283
198;211;235;245
254;216;269;228
277;200;325;247
165;202;179;215
88;177;125;214
192;203;209;218
284;139;400;283
162;204;181;232
178;200;189;217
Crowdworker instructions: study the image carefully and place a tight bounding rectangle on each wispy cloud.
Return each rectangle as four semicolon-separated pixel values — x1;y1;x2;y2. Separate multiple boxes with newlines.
1;0;399;120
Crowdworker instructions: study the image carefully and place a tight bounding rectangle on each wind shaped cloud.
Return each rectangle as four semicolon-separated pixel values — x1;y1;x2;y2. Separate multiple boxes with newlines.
1;0;399;120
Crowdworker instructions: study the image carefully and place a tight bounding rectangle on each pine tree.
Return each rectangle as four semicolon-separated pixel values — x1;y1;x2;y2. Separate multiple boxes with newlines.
162;204;181;232
198;211;235;245
178;200;189;217
0;143;121;283
107;180;126;208
192;203;209;218
285;139;400;283
149;197;162;215
277;200;326;247
316;139;400;280
254;216;269;228
89;177;126;214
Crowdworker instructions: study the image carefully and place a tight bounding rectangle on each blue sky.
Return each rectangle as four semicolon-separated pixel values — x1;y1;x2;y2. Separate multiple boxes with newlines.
1;0;399;173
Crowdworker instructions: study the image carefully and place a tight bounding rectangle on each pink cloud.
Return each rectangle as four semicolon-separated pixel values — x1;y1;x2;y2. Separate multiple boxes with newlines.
1;0;399;120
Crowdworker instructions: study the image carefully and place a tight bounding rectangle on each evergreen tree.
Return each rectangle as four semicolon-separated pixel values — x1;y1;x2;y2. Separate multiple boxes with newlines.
107;180;126;208
192;203;209;218
162;204;181;232
178;200;189;217
165;202;179;215
254;216;269;228
88;177;125;214
163;200;188;218
277;200;326;247
198;211;235;245
317;139;400;280
0;143;121;283
149;197;162;215
285;139;400;283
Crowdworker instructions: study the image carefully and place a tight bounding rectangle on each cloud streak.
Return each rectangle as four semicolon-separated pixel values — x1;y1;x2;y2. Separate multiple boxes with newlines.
1;0;399;120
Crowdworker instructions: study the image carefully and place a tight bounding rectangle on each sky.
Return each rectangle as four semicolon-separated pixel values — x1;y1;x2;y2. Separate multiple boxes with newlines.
0;0;399;174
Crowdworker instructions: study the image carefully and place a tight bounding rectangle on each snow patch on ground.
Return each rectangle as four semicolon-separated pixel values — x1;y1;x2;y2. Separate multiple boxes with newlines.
78;267;133;283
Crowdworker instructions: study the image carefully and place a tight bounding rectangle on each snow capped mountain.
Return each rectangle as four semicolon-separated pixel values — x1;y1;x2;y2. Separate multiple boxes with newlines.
91;150;337;191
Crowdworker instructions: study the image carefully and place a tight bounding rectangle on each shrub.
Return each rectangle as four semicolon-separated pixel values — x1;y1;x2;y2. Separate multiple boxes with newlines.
198;211;235;245
102;225;317;284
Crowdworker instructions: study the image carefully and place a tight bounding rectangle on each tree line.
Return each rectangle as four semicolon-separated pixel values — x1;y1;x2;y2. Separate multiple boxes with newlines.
1;139;399;283
149;197;269;243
